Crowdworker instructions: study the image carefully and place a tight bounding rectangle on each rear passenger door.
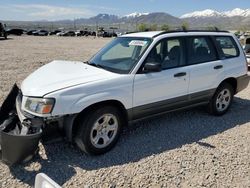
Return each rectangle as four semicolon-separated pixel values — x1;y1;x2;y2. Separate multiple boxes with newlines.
187;36;224;100
214;36;244;79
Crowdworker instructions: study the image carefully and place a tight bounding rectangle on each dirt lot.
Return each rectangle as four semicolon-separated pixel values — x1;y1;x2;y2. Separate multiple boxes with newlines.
0;36;249;188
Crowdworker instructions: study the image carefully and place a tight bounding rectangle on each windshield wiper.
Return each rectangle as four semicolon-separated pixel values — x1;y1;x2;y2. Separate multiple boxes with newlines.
88;62;105;69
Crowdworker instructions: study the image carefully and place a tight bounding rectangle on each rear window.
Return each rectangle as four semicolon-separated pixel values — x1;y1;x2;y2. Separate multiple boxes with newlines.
215;36;239;58
186;36;217;65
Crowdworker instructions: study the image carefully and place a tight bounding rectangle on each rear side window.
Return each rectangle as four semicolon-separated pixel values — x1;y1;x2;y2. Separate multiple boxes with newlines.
215;36;239;58
187;36;217;65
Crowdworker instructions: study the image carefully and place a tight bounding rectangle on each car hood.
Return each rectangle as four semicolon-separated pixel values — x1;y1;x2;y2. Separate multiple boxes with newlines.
21;60;117;97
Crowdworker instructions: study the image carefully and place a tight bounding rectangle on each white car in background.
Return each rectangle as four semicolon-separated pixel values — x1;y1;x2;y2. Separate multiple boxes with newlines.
56;31;65;36
242;37;250;66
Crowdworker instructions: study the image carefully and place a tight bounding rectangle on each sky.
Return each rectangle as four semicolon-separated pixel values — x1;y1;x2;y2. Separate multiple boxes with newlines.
0;0;249;21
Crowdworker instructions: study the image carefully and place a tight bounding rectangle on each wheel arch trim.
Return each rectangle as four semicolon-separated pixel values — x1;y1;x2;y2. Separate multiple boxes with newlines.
64;99;128;142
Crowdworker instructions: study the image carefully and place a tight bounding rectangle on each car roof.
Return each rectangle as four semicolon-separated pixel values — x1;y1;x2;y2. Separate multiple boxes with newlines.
122;31;162;38
122;30;232;39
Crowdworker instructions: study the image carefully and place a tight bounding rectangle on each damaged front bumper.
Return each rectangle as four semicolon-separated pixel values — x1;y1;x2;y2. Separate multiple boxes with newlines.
0;84;43;165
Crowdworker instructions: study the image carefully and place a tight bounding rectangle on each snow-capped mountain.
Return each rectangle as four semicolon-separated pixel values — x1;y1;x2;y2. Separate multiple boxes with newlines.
223;8;250;17
21;8;249;31
180;8;250;29
180;9;222;18
181;8;250;18
124;12;149;18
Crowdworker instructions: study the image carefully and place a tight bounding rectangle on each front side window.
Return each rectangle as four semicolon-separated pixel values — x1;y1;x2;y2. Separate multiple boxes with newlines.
144;38;184;70
215;36;239;58
187;36;217;65
89;37;152;74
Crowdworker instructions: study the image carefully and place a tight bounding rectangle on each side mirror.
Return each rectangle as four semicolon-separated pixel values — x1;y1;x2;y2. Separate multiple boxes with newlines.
143;62;162;73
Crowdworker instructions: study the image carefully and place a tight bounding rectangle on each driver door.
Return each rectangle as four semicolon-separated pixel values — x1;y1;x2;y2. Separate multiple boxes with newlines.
132;37;190;119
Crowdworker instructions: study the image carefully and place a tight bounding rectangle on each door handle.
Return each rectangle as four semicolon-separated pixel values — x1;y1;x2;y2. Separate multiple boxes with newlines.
174;72;187;77
214;65;223;70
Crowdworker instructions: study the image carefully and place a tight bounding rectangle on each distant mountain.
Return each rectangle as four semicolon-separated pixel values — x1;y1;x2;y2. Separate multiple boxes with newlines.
74;14;119;24
71;12;181;26
180;9;222;18
4;9;250;30
224;8;250;17
180;8;250;29
63;9;250;29
181;8;250;18
124;12;149;18
131;12;181;25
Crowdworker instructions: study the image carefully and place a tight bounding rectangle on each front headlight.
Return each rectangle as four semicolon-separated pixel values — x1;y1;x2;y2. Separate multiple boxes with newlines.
25;97;55;114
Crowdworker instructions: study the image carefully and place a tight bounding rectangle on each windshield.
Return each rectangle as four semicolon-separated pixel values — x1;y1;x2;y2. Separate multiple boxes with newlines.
89;37;152;74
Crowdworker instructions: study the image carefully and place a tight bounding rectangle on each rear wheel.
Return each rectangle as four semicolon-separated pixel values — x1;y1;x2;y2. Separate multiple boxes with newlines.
75;106;123;155
208;83;234;116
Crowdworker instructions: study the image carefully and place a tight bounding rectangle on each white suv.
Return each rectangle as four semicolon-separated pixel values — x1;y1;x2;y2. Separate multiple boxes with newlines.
17;30;249;155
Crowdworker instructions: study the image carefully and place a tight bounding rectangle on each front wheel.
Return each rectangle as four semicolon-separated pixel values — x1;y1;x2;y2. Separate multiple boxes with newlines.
208;83;234;116
75;106;123;155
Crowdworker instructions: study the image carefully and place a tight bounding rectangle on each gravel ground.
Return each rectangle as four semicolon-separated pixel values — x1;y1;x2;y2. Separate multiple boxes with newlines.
0;36;249;188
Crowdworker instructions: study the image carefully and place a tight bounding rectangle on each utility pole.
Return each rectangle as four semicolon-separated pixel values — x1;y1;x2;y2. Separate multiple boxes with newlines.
73;18;76;30
96;21;98;38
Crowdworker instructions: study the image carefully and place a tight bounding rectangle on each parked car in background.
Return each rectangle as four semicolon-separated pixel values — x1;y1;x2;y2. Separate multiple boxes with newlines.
243;37;250;66
0;22;7;39
6;29;24;36
56;31;65;36
82;30;92;37
75;30;83;36
62;31;75;36
26;30;37;35
116;32;123;37
33;30;49;36
49;30;62;35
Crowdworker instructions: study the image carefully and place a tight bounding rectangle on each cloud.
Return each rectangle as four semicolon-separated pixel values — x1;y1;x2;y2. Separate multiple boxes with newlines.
0;3;120;21
9;4;95;20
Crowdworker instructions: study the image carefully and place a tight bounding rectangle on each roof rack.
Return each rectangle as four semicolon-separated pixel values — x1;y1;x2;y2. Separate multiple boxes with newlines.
153;28;229;38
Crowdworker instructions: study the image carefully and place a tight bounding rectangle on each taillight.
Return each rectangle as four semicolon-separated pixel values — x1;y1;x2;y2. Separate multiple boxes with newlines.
245;55;249;70
245;58;248;70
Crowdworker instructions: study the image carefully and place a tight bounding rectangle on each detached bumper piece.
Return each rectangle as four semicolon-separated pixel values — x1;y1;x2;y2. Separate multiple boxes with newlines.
0;84;42;165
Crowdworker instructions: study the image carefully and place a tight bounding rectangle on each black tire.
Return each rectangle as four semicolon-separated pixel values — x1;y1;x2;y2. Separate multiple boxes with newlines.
75;106;123;155
208;83;234;116
4;32;7;39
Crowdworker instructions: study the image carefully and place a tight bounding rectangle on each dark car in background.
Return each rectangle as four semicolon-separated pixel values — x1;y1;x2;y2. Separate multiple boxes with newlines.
62;31;75;36
26;30;37;35
0;22;7;39
33;30;49;36
6;29;24;36
49;30;62;35
244;37;250;66
91;31;96;36
75;30;83;36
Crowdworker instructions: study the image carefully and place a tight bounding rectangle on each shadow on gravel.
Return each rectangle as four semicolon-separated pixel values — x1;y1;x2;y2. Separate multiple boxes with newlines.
9;97;250;186
0;38;13;41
